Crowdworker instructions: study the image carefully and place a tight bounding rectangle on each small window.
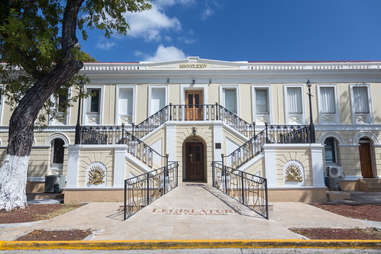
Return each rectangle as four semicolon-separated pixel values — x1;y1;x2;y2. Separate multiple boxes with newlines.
52;139;65;164
224;88;237;113
255;88;269;114
88;88;100;113
353;87;369;114
287;87;302;114
320;87;335;114
324;137;338;164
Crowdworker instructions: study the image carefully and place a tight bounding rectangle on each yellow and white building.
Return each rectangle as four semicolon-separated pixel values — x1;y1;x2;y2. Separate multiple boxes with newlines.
1;57;381;203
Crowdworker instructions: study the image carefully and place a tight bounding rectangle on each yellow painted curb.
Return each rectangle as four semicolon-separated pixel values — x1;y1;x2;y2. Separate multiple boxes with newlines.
0;239;381;250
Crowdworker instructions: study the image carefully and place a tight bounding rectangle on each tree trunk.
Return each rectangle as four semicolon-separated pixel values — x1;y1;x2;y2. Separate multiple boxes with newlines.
0;59;83;211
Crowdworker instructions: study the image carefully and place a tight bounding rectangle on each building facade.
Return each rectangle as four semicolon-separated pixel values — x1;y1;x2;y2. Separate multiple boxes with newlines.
1;57;381;203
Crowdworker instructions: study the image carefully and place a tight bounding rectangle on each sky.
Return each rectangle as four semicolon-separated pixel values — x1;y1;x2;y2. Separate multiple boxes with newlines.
80;0;381;63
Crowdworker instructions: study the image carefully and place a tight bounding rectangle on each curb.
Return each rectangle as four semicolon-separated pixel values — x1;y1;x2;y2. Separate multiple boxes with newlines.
0;239;381;250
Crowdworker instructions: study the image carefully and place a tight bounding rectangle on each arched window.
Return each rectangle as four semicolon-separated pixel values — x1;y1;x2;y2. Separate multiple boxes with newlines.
324;137;338;165
51;138;65;167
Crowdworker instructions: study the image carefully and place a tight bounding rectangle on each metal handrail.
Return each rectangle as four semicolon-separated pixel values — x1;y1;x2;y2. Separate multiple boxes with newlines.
124;161;179;220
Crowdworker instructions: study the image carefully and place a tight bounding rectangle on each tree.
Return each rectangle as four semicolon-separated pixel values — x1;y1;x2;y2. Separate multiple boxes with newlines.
0;0;151;211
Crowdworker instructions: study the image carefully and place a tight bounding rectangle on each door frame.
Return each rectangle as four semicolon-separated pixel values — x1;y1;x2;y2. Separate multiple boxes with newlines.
180;84;208;119
183;136;207;182
185;90;204;120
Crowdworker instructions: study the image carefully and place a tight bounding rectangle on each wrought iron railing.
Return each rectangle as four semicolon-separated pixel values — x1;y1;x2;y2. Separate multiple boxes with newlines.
132;103;256;139
123;161;179;220
212;161;268;219
265;124;312;144
223;124;315;169
79;125;167;168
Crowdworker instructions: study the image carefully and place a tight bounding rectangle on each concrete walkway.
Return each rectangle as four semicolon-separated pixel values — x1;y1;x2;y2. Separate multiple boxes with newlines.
0;185;374;241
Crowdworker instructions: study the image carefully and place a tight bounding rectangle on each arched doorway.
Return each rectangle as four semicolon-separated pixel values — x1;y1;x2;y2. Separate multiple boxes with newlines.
183;136;206;182
359;137;374;178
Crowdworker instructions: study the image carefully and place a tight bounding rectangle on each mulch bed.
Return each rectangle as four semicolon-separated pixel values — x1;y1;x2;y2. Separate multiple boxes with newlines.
16;230;92;241
290;228;381;240
311;204;381;222
0;204;82;224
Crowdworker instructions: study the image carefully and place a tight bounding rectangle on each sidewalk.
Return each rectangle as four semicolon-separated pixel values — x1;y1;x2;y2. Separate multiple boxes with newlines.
0;185;374;241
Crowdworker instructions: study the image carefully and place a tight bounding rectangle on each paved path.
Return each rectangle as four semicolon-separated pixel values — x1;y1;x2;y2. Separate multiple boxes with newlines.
0;185;374;241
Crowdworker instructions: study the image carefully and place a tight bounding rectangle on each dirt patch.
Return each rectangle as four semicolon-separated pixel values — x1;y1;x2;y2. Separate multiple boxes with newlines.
290;227;381;240
0;204;82;224
16;230;92;241
311;204;381;222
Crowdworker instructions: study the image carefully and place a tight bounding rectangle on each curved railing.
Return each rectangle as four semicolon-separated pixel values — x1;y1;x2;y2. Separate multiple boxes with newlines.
79;125;167;168
124;161;179;220
212;161;268;219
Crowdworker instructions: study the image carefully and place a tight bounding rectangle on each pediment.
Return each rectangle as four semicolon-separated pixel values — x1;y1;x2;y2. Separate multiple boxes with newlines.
141;56;247;70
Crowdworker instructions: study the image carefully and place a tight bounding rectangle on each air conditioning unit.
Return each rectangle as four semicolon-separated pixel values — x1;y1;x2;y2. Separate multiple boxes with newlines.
45;175;66;193
326;166;343;178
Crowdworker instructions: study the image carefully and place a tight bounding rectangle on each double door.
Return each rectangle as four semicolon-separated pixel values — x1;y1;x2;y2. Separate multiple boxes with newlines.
185;90;203;120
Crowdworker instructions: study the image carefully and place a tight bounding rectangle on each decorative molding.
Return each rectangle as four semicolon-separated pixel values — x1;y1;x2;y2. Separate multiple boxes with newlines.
283;160;304;186
318;131;345;144
86;162;107;187
45;132;71;146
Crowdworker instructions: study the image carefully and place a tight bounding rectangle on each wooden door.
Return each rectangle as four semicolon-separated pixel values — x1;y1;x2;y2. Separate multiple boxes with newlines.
185;142;205;181
185;90;203;120
359;140;374;178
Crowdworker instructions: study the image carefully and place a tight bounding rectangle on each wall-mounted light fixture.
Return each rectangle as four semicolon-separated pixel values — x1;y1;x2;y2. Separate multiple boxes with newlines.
192;79;195;85
192;127;197;136
167;78;170;84
209;79;212;85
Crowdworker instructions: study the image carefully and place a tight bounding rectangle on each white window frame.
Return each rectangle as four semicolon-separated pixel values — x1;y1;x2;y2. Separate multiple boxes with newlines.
180;83;208;120
219;85;240;115
317;84;339;124
148;85;168;116
350;84;373;124
283;85;306;125
115;84;136;125
49;87;71;126
251;85;273;124
82;85;104;125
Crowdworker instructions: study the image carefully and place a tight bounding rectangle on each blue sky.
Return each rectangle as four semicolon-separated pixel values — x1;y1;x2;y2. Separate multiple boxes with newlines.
80;0;381;62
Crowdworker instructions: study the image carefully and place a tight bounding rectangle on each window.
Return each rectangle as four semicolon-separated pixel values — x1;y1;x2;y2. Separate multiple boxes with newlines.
287;87;302;114
353;87;369;114
117;87;134;124
88;88;100;113
255;88;269;114
224;88;237;113
324;137;338;164
320;87;335;114
51;138;65;164
150;87;166;115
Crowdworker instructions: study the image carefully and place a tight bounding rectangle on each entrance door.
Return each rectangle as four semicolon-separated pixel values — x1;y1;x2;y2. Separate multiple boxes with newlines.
185;90;203;120
359;138;374;178
185;142;205;181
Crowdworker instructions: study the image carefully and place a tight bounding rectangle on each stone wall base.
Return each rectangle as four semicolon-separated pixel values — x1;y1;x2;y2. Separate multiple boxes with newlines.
64;187;327;204
268;188;327;203
64;189;124;204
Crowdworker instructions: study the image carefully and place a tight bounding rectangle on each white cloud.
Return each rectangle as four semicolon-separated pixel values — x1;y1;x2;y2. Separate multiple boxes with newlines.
144;44;186;62
156;0;195;7
201;7;214;20
96;41;116;50
125;4;181;41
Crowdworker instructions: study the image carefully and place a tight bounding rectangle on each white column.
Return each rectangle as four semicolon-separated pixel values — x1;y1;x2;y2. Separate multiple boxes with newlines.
113;145;127;188
166;124;176;161
310;144;325;187
66;145;80;188
263;144;277;188
213;123;223;161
